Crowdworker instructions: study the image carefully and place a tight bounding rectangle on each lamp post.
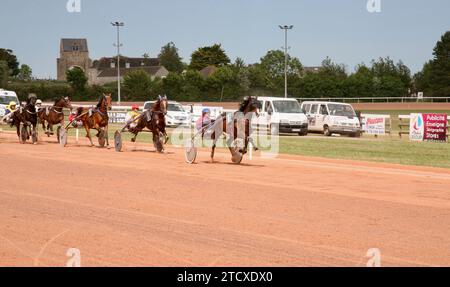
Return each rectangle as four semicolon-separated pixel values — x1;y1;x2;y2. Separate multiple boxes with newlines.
111;21;124;105
279;25;293;98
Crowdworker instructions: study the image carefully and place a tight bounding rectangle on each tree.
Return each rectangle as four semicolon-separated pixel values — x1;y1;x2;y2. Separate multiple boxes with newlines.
122;70;160;101
370;57;411;97
423;31;450;97
162;73;184;100
182;70;206;101
0;48;20;76
18;64;32;81
0;60;9;88
66;67;87;97
189;44;230;70
249;50;303;95
158;42;184;73
344;64;374;98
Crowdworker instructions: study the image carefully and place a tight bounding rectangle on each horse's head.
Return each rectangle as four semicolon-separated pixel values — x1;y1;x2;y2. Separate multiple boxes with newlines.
27;94;37;106
101;93;112;111
240;96;261;117
64;96;73;109
55;96;73;109
157;95;168;115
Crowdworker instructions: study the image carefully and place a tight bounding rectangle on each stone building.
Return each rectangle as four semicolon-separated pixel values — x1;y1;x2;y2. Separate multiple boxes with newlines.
56;38;92;81
88;56;169;85
57;38;169;85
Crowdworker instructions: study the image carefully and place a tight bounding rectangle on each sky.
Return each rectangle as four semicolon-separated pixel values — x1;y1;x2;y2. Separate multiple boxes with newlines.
0;0;449;79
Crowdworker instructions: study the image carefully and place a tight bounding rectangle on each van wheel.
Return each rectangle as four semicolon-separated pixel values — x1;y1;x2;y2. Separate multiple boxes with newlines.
298;130;308;136
323;126;332;136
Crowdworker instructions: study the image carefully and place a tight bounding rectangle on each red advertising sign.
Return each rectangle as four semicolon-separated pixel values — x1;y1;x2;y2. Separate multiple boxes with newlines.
423;113;448;142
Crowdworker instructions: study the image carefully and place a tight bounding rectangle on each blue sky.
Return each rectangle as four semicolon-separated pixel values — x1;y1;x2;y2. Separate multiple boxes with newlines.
1;0;449;78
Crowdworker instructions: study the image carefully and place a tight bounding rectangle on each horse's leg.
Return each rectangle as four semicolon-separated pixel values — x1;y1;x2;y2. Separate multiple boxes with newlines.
85;125;94;146
105;125;110;148
16;123;21;142
49;123;54;135
210;132;217;163
131;131;138;143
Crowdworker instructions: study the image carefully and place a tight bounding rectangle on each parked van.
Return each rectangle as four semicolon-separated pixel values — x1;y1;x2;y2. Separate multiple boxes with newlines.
0;89;20;117
256;97;308;135
300;101;361;137
144;100;192;127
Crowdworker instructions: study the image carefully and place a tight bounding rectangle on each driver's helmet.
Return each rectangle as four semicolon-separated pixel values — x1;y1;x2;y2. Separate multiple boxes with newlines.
202;108;211;115
9;101;17;109
36;99;42;105
131;104;139;111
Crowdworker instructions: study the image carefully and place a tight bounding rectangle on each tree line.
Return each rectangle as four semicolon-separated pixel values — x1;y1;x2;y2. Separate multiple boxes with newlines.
1;31;449;102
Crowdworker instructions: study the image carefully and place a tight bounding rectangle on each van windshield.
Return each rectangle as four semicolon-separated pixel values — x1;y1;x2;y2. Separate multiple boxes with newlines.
0;96;18;105
168;103;184;112
327;104;356;117
272;100;302;113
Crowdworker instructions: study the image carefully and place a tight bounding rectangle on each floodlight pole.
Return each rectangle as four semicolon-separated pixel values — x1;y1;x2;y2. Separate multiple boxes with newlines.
112;21;124;105
279;25;293;98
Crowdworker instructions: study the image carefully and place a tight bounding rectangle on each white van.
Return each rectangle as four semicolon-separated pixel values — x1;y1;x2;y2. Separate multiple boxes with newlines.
0;89;20;117
300;101;361;137
144;100;192;127
256;97;308;135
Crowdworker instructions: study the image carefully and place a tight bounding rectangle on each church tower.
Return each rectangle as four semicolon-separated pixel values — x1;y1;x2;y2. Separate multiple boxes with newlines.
57;38;91;81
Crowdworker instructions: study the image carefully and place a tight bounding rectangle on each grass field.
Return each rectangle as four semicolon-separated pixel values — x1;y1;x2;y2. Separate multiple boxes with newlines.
2;108;449;169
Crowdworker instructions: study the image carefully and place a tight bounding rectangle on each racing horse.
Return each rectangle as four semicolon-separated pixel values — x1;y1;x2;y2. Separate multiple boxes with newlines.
75;93;112;147
10;94;39;144
38;96;72;137
125;95;168;152
208;96;261;163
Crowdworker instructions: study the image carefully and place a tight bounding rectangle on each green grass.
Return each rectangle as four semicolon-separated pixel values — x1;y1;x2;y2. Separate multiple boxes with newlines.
277;136;450;169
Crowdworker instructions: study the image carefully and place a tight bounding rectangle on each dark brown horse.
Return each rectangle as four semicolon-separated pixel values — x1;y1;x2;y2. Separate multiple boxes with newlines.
126;95;168;152
38;96;72;136
208;96;261;163
75;93;112;147
10;94;39;144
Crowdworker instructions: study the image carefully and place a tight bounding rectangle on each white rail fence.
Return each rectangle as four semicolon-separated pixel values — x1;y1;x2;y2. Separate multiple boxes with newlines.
296;97;450;103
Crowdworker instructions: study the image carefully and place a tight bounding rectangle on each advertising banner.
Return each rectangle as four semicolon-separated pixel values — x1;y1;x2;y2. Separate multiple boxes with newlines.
409;113;448;142
363;116;386;135
423;113;448;142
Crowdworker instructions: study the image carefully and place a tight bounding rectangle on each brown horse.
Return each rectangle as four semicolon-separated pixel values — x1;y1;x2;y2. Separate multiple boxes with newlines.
208;96;261;163
75;93;112;147
10;94;39;144
126;95;168;152
38;96;72;136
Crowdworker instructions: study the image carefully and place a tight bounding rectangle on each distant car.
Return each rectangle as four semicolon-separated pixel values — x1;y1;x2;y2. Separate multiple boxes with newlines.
300;101;361;137
143;100;192;127
256;97;309;135
0;89;20;117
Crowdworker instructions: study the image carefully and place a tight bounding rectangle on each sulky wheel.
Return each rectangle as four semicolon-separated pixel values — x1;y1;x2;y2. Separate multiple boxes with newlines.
98;129;106;148
59;128;68;147
32;130;38;144
20;125;28;144
114;130;122;152
153;133;164;153
184;139;197;164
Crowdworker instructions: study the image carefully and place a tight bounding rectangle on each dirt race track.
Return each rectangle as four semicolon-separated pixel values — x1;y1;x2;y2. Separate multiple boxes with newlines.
1;132;450;267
